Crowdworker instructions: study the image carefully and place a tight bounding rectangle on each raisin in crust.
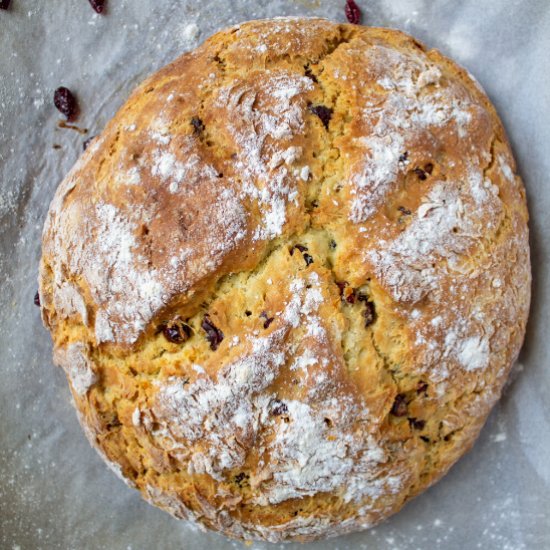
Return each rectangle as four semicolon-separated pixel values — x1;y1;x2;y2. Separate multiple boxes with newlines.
38;18;531;543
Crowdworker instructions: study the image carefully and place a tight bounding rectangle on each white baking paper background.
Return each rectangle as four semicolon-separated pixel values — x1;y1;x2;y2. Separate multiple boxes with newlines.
1;1;549;549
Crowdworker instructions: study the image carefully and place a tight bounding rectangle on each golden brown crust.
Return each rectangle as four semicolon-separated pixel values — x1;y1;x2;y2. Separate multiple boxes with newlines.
39;18;530;542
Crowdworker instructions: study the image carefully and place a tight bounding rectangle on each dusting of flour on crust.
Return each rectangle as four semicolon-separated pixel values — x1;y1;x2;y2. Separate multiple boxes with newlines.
217;72;313;240
147;273;405;510
349;45;474;224
53;342;97;396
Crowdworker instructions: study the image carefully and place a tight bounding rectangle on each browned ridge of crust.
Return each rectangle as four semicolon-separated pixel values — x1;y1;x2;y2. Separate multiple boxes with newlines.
38;18;530;542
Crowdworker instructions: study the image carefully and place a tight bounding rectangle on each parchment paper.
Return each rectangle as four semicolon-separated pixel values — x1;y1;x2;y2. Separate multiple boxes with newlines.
1;1;549;549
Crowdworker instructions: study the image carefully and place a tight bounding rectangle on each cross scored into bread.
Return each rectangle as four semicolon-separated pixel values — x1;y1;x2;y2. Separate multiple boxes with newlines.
38;18;530;542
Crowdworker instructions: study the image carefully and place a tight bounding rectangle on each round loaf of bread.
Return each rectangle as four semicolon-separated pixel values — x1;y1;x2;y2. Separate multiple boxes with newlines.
39;18;530;542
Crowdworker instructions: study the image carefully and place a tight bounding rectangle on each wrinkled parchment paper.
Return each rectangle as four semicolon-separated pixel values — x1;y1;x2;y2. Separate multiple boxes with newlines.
1;1;549;548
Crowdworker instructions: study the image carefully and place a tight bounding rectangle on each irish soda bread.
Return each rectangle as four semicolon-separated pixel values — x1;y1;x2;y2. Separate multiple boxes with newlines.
39;18;530;542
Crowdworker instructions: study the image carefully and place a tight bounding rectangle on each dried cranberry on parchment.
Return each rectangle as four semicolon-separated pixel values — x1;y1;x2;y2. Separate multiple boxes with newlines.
88;0;106;14
54;87;78;121
345;0;362;24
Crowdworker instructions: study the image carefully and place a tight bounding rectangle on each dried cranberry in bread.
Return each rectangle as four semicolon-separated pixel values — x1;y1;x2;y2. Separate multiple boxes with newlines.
39;18;530;542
